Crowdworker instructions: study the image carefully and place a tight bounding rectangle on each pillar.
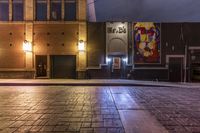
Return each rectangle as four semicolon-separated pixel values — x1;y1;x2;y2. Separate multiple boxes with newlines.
24;0;34;70
77;0;87;78
77;23;87;78
9;0;12;21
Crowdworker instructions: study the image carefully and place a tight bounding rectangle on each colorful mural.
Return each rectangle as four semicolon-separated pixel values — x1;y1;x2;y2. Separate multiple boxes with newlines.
133;22;160;64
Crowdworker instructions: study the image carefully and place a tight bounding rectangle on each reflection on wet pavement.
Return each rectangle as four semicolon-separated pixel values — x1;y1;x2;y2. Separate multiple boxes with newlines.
0;86;200;133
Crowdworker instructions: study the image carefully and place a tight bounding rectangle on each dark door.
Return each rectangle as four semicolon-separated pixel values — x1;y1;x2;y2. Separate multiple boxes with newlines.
36;55;47;77
169;58;183;82
51;55;76;79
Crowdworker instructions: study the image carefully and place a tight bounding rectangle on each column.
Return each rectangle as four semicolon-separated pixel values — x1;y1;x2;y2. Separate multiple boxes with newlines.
24;0;34;70
9;0;12;21
24;0;34;21
77;0;86;21
77;0;87;78
61;0;65;20
25;23;33;69
47;0;50;20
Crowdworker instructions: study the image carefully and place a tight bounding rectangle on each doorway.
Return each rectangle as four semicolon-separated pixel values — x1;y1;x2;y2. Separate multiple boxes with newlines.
169;57;184;82
51;55;76;79
110;57;126;79
36;55;47;77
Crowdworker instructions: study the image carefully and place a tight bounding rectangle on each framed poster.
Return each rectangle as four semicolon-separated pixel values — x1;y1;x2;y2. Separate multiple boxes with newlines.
133;22;161;64
113;57;121;69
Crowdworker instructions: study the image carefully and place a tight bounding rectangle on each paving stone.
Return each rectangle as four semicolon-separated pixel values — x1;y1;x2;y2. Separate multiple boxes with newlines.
29;126;42;132
1;86;200;133
9;121;25;128
80;128;94;133
39;126;54;131
53;125;68;131
91;122;104;128
67;123;81;132
15;125;32;132
107;127;125;133
94;127;106;133
104;119;123;127
81;122;92;128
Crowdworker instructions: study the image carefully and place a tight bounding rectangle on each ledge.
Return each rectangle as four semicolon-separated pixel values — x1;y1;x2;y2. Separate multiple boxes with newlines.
0;68;35;72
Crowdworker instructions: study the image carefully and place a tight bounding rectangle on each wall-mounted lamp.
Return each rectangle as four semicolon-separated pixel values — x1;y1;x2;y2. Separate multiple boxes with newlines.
23;40;32;52
106;57;111;63
78;40;86;51
122;57;128;63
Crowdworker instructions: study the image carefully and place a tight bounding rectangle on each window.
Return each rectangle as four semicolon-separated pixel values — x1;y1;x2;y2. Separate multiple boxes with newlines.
36;0;47;21
0;0;9;21
64;0;76;21
12;0;24;21
50;0;61;20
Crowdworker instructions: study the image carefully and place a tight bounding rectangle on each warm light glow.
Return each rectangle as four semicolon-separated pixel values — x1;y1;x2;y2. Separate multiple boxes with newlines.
78;40;86;51
23;40;32;52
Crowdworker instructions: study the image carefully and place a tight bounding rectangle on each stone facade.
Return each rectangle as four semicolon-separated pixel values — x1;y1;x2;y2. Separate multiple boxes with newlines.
0;0;87;79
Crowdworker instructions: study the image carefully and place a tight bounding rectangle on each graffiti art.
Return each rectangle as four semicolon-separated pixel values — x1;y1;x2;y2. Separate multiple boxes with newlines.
133;22;161;64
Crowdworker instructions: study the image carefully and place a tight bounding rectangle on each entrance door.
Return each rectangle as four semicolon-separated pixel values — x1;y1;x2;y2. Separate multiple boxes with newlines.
169;58;183;82
51;55;76;79
36;55;47;77
111;57;125;79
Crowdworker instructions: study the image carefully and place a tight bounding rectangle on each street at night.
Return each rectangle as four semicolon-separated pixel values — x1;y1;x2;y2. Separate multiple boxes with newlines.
1;0;200;133
0;85;200;133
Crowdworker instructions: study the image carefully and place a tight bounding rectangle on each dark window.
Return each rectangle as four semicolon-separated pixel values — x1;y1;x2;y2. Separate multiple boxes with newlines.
50;0;61;20
12;0;24;21
64;0;76;21
36;0;47;21
0;0;9;21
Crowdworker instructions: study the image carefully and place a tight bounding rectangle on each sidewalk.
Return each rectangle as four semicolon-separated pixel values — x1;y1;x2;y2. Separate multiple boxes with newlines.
0;79;199;88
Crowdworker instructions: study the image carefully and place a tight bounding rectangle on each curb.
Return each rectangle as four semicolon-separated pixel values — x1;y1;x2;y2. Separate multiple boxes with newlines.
0;83;171;87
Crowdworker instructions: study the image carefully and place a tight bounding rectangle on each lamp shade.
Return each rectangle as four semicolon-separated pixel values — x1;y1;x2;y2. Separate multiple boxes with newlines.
78;40;85;51
23;40;32;52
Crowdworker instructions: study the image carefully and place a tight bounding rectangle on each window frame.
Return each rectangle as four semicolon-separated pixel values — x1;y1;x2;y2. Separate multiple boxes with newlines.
0;0;9;21
12;0;24;21
35;0;48;21
64;0;77;21
50;0;62;21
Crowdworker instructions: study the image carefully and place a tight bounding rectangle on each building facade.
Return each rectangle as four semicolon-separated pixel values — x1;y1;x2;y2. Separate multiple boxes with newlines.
0;1;200;82
0;0;87;79
87;22;200;82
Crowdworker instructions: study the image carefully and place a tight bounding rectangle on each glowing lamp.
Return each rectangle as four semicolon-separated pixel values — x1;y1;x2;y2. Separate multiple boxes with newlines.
78;40;85;51
23;40;32;52
106;57;111;63
122;57;128;63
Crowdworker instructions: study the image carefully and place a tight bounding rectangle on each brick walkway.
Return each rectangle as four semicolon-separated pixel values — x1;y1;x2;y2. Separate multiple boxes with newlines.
132;86;200;133
0;86;200;133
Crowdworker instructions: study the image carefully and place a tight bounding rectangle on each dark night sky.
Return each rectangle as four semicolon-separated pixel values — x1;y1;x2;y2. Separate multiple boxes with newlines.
90;0;200;22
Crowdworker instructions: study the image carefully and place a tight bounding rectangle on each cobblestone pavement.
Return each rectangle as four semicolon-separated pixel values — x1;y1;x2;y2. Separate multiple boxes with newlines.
131;87;200;133
0;86;124;133
0;86;200;133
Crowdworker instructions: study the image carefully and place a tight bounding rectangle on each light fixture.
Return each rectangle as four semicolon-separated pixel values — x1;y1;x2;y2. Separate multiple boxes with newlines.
106;57;111;63
122;57;128;63
78;40;86;51
23;40;32;52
